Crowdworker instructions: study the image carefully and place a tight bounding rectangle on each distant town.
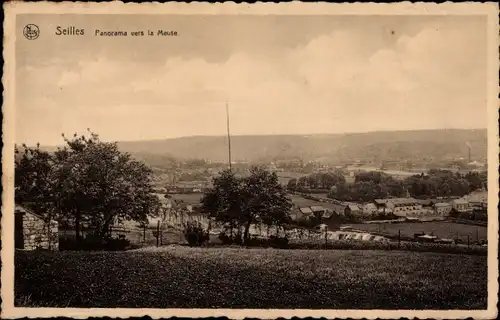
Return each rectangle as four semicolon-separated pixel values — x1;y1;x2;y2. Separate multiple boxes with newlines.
146;153;487;246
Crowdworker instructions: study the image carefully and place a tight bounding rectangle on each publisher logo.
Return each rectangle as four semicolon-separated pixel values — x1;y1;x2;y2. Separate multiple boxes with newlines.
23;24;40;40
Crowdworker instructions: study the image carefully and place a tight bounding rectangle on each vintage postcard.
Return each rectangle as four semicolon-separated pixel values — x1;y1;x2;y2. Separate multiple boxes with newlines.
1;1;499;319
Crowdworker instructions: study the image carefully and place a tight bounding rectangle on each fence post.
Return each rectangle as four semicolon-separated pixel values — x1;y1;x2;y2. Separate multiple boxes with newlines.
467;235;470;248
156;220;160;247
325;225;328;248
398;230;401;248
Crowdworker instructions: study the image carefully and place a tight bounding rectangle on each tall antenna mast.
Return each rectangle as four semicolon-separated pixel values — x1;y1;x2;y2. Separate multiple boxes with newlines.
226;102;232;171
466;142;471;163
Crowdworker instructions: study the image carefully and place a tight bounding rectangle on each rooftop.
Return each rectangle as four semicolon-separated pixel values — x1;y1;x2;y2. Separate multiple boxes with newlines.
310;205;326;212
348;204;361;211
299;207;313;214
434;203;451;207
387;198;420;206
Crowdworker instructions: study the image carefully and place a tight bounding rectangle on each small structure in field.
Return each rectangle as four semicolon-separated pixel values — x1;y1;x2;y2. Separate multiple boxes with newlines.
15;205;59;251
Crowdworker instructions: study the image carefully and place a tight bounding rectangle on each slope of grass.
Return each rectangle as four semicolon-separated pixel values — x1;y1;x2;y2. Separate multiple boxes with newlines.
15;247;487;309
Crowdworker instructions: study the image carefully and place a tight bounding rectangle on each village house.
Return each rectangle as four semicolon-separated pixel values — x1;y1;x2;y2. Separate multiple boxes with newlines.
384;198;424;218
320;209;335;220
290;207;315;221
362;203;378;216
463;190;487;210
451;199;471;213
15;205;59;251
344;204;362;216
331;203;347;216
419;199;434;208
373;199;389;213
434;202;452;216
310;205;327;217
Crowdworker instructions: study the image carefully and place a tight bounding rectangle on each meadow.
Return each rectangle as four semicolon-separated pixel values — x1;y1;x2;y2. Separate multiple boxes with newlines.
348;221;488;243
16;247;487;309
288;194;341;210
169;193;204;203
170;192;332;210
276;171;306;185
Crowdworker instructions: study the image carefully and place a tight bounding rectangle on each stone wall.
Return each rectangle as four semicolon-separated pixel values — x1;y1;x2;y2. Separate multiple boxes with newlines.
15;206;59;251
163;208;211;230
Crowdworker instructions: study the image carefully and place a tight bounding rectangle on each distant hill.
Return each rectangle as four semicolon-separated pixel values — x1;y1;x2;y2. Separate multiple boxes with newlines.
114;129;487;164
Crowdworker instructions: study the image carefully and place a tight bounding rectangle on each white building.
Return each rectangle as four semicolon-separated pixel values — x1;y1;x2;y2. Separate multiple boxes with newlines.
451;199;471;213
385;198;424;217
434;202;452;216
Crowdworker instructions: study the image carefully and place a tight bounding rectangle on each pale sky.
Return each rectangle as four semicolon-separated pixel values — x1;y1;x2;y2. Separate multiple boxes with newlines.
16;14;487;145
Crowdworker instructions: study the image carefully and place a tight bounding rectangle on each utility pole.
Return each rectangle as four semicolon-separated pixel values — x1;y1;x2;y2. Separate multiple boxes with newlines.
226;102;232;171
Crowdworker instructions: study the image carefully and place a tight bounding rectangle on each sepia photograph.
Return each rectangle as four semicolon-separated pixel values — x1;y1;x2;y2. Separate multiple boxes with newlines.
1;2;498;319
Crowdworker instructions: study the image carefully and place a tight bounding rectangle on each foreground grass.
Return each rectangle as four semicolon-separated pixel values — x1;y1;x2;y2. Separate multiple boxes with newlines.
16;247;487;309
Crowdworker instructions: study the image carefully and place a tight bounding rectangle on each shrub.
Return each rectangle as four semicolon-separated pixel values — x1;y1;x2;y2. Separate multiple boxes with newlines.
217;231;247;245
268;235;289;248
218;232;233;244
183;222;209;247
58;234;131;251
245;236;269;247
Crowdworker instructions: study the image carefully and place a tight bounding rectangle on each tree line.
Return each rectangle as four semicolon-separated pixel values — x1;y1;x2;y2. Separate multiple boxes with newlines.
286;171;346;193
404;169;486;199
287;170;487;202
15;131;293;248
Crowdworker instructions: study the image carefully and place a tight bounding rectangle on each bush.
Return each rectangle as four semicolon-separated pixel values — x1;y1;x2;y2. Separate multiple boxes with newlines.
59;234;131;251
217;230;247;245
245;236;269;247
218;232;233;245
268;235;289;248
183;222;209;247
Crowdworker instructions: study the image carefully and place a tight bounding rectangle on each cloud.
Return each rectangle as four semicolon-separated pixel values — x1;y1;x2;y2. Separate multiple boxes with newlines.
16;24;486;145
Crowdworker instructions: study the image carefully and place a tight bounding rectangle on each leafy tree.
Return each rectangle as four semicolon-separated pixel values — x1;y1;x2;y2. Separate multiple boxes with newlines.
201;166;292;244
464;171;487;192
15;131;161;243
201;169;241;238
319;171;346;189
301;162;315;174
15;144;59;220
296;176;308;190
239;167;292;242
287;178;297;191
403;169;475;199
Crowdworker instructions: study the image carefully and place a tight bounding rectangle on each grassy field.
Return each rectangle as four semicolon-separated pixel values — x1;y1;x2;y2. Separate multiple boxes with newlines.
276;171;306;185
169;193;203;203
170;192;335;211
288;194;343;211
348;222;488;243
16;247;487;309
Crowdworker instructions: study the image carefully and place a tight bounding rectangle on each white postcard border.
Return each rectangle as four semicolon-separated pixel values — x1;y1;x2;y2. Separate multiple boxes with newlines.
2;2;499;319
